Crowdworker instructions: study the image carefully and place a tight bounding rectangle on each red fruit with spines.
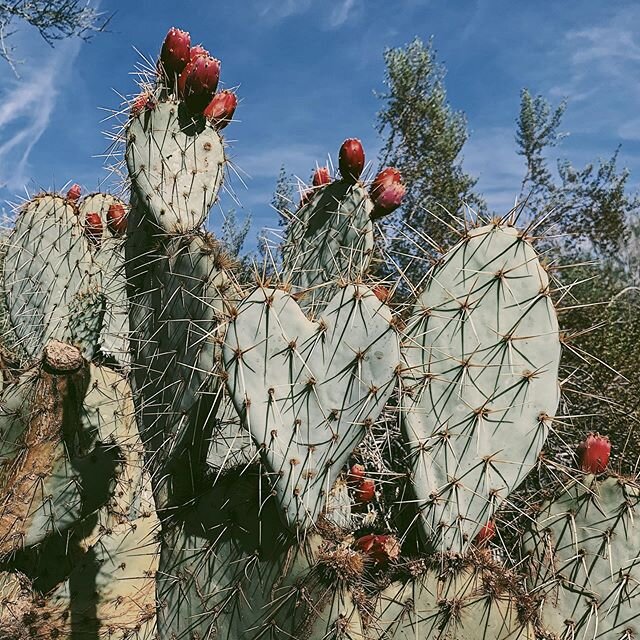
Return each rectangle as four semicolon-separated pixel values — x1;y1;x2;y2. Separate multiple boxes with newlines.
338;138;365;184
204;90;238;130
85;212;103;246
160;28;191;77
373;285;389;303
107;203;127;237
355;478;375;503
182;55;221;113
131;92;155;117
66;184;81;204
189;45;209;60
312;166;331;187
370;167;402;201
355;534;400;565
347;464;365;484
474;521;496;547
577;433;611;473
178;46;210;96
370;181;406;220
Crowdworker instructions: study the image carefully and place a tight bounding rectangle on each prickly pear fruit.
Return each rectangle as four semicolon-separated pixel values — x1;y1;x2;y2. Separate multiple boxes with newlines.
347;463;365;484
370;167;402;201
312;166;331;186
355;478;375;503
178;47;210;95
204;90;237;130
107;203;127;236
371;180;406;220
355;534;400;565
373;285;389;303
183;55;221;113
160;27;191;77
475;521;496;547
85;212;103;246
339;138;365;184
66;184;81;203
189;44;209;60
577;433;611;473
131;92;154;117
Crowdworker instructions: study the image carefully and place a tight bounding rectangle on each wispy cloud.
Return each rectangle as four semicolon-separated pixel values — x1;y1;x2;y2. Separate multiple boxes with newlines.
329;0;360;28
0;37;82;191
258;0;360;28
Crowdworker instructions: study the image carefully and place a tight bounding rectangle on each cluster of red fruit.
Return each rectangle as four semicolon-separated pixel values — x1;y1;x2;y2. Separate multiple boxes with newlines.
347;463;376;503
303;139;406;219
65;184;127;247
151;27;237;129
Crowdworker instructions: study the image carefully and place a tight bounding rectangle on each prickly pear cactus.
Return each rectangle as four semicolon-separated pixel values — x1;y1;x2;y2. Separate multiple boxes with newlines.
401;222;561;553
223;284;401;531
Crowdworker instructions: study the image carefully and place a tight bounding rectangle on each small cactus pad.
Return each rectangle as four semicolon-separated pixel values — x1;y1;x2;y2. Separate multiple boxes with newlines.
126;100;225;233
223;284;400;531
373;563;534;639
282;182;374;314
401;223;561;553
3;194;99;361
525;476;640;640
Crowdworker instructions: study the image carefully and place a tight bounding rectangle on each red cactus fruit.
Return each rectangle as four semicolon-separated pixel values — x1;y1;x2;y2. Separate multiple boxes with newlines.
577;433;611;473
355;534;400;565
474;520;496;547
370;167;402;201
355;478;375;503
85;212;103;246
373;285;389;303
312;166;331;187
131;92;155;117
160;28;191;77
338;138;365;184
347;463;365;484
182;55;221;113
204;90;238;130
189;45;210;60
66;184;81;204
370;181;406;220
178;46;210;95
107;203;127;237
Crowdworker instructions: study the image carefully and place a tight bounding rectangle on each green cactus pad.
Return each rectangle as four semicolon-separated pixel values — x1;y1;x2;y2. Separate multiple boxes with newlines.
2;194;100;361
126;101;225;233
223;284;400;531
282;182;374;315
525;476;640;640
373;563;534;639
401;223;561;553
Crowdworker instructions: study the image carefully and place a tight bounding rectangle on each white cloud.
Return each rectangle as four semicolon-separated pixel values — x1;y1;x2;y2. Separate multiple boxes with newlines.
329;0;360;28
258;0;359;28
0;37;82;190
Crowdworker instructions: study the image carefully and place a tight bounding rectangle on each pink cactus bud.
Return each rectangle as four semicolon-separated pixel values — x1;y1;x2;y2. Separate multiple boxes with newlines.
338;138;365;184
204;90;238;130
66;184;81;204
474;520;496;547
370;181;406;220
373;285;389;303
355;478;375;503
182;55;221;113
312;166;331;187
131;92;155;117
160;28;191;77
85;212;103;246
355;534;400;565
107;203;127;237
577;433;611;473
370;167;402;201
347;463;365;484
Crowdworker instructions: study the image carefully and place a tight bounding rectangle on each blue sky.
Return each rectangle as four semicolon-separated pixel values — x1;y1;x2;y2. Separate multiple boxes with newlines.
0;1;638;246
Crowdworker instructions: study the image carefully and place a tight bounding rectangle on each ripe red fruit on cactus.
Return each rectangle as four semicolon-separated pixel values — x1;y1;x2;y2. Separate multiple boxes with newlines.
160;28;191;77
189;45;209;60
577;433;611;473
355;478;375;503
178;47;211;95
131;92;155;117
355;534;400;565
370;167;402;201
204;90;238;130
474;520;496;547
338;138;365;184
182;55;221;113
312;166;331;187
370;181;406;220
373;285;389;303
84;212;103;246
347;463;365;484
66;184;81;203
107;203;127;236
